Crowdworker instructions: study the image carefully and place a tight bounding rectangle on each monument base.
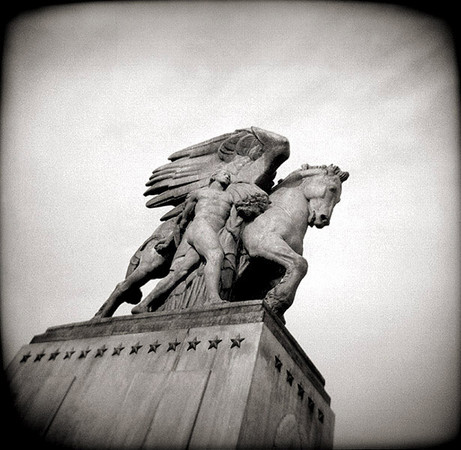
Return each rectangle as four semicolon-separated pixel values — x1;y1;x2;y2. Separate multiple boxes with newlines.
7;300;334;448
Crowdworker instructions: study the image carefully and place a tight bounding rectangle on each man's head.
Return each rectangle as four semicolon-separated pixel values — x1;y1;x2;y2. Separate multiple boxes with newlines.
210;169;232;188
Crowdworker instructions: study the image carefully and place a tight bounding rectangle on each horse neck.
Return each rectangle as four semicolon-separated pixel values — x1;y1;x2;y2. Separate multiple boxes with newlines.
269;184;310;231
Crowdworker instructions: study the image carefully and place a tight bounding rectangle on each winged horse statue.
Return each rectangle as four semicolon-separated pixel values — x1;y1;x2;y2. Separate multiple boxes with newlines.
94;127;348;322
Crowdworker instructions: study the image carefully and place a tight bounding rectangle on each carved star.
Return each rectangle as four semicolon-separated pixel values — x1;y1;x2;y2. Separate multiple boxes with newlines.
318;409;324;423
297;383;305;399
187;337;201;351
230;334;245;348
208;336;222;350
20;351;31;363
78;347;91;359
34;350;46;362
95;345;107;357
48;349;60;361
308;397;315;412
130;342;142;354
274;355;283;372
112;343;125;356
148;340;161;353
167;339;181;352
286;370;294;386
64;348;76;360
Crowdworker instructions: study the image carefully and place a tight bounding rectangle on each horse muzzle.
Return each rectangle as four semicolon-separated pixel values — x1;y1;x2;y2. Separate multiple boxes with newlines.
309;211;330;228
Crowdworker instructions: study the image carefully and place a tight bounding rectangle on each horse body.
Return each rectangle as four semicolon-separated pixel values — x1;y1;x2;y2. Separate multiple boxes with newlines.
254;185;310;252
238;165;348;320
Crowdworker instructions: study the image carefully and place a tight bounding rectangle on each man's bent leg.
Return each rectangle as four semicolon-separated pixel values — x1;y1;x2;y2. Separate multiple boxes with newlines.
203;248;226;303
132;248;200;314
191;227;226;303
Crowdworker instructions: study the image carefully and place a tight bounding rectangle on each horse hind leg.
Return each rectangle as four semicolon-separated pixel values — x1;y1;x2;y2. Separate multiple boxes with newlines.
93;269;148;319
94;249;169;318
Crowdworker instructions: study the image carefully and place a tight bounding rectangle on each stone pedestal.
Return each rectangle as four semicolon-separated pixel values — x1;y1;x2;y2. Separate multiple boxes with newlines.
6;300;334;448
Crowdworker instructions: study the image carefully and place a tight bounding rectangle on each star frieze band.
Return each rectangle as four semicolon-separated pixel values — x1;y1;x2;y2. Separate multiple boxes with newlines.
19;333;247;363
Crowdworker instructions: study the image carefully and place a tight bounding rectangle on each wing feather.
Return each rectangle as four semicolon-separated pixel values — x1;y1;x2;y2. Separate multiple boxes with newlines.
160;204;185;221
146;180;207;208
168;132;233;161
146;160;211;186
146;172;174;185
144;173;205;196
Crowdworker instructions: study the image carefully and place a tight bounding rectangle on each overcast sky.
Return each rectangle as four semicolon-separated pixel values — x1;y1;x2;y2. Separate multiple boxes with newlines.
1;1;459;448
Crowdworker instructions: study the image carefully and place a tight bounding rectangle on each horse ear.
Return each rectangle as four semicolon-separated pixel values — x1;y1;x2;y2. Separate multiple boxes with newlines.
339;171;349;182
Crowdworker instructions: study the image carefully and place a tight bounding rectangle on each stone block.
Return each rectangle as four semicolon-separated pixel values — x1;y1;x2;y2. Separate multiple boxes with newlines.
6;300;334;448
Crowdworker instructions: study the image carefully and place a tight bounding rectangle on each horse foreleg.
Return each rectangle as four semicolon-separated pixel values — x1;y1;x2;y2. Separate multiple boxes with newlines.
245;236;307;319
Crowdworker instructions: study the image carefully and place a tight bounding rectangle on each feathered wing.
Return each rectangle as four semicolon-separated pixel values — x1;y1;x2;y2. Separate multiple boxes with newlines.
144;127;290;221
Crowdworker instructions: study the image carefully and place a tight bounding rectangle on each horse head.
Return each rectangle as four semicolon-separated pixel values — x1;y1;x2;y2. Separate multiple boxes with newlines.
278;164;349;229
301;164;349;228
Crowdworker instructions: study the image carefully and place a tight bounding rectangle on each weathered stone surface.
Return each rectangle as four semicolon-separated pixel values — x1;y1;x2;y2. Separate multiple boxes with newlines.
8;300;334;448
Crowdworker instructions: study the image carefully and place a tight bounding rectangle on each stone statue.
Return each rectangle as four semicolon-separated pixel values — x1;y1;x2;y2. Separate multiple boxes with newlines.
94;127;348;322
131;169;269;313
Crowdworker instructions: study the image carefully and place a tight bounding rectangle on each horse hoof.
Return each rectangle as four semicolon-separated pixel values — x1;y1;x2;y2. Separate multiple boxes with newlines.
263;296;287;325
131;304;148;314
92;309;110;320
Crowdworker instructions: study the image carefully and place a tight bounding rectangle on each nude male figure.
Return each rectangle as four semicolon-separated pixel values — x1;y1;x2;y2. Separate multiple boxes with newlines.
131;169;234;313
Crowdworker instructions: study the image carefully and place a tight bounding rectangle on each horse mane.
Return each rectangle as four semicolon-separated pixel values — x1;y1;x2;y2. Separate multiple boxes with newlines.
274;164;349;191
313;164;349;181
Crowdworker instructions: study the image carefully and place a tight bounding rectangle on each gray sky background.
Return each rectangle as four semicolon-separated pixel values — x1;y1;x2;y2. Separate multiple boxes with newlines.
1;1;459;448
